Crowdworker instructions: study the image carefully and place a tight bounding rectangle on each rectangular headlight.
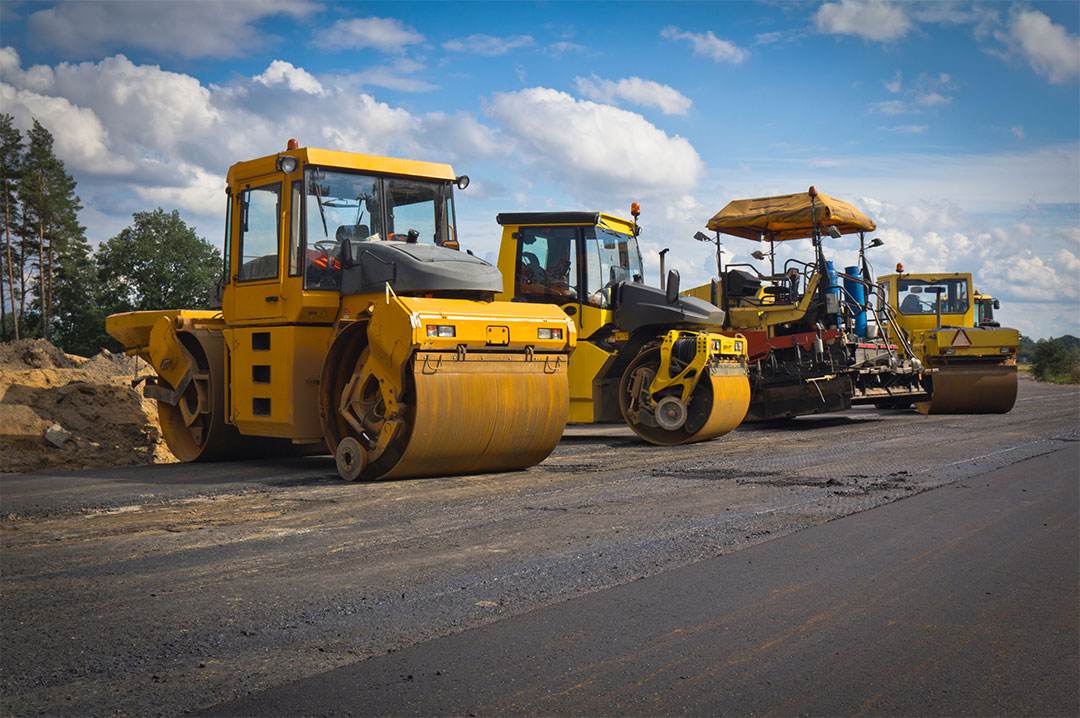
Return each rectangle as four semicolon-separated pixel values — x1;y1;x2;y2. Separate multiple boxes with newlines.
999;347;1012;354
942;348;955;355
426;324;455;338
538;327;563;340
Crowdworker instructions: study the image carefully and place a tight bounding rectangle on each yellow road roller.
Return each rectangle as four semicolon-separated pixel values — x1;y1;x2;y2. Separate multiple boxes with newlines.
877;269;1018;414
107;142;576;480
494;209;749;445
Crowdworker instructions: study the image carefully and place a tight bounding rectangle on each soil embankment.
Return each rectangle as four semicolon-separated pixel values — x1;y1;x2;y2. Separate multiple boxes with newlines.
0;339;173;473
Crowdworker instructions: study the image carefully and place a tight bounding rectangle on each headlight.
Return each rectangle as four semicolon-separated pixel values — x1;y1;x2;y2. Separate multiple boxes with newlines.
942;348;955;355
538;327;563;340
734;340;744;353
276;155;298;174
426;324;456;338
999;347;1013;354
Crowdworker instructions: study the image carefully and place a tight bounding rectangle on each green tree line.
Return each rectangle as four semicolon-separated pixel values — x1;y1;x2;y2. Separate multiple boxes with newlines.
1;115;221;356
1029;335;1080;384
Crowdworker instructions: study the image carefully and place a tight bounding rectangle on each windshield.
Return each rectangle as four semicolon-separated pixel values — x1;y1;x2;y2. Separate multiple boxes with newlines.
302;167;456;289
897;277;970;315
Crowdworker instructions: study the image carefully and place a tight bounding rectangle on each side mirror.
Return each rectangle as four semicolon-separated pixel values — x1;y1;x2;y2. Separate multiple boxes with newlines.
666;269;681;304
993;299;1000;309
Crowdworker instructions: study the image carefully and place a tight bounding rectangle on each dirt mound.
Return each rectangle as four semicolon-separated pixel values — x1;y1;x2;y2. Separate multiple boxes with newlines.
0;340;174;474
0;338;82;370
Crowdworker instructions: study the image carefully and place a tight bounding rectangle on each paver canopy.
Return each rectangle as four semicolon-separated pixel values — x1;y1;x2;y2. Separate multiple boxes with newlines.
706;190;876;242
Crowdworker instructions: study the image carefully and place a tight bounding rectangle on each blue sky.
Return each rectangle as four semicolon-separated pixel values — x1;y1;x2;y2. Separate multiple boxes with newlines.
2;0;1077;338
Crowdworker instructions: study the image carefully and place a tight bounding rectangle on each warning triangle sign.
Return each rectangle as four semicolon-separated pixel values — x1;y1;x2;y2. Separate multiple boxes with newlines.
952;329;972;347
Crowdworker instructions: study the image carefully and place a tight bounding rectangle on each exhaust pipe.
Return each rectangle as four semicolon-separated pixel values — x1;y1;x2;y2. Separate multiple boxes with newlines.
659;248;670;290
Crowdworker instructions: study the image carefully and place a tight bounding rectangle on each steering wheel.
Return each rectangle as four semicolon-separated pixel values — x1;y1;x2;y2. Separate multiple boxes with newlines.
313;240;338;253
521;252;546;283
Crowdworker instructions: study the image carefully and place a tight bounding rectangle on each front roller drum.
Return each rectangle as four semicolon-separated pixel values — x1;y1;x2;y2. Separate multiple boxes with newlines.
327;347;569;481
916;364;1018;415
619;349;750;446
383;353;569;480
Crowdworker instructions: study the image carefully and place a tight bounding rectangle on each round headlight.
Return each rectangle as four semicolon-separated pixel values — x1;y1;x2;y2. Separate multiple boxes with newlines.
456;175;470;190
277;156;298;174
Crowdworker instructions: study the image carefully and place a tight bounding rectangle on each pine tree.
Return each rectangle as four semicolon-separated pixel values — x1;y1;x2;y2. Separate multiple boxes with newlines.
0;114;23;340
16;120;90;347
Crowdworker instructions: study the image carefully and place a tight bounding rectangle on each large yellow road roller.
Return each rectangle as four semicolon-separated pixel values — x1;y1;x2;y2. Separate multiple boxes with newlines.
107;142;576;480
494;209;749;445
877;269;1018;414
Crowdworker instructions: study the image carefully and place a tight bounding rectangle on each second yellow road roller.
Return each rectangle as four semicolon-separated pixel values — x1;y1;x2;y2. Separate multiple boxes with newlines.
495;208;750;445
107;142;576;480
877;269;1018;413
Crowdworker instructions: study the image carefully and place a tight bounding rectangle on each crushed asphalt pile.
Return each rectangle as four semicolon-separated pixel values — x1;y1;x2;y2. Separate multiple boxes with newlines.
0;339;174;474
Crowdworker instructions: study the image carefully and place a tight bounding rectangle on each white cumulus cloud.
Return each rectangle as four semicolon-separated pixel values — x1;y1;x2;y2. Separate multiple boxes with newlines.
660;27;748;63
255;60;325;95
573;75;692;116
316;16;424;53
1006;9;1080;84
442;34;534;56
486;87;704;197
816;0;913;42
26;0;319;59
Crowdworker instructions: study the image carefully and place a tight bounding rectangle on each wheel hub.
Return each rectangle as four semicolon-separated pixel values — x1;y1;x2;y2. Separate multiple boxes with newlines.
654;396;688;431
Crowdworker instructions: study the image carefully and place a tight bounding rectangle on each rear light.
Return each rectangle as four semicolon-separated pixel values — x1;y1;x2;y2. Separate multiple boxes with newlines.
712;339;721;352
426;324;455;338
538;327;563;340
942;348;956;355
1000;347;1013;354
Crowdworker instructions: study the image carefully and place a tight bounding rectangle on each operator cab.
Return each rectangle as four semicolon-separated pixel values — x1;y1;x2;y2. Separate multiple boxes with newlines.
496;212;644;309
298;167;460;290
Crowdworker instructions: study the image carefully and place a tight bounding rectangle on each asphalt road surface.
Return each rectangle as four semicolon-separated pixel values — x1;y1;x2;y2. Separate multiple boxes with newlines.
204;442;1078;717
2;379;1077;716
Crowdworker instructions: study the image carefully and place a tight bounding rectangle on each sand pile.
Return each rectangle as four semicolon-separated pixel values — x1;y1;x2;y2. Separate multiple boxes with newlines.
0;339;175;473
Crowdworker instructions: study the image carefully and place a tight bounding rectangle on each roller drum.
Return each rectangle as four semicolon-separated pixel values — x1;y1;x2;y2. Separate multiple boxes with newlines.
619;348;750;446
329;347;569;481
916;364;1017;414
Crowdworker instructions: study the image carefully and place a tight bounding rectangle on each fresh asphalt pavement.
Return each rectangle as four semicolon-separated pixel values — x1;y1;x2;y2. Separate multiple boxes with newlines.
203;443;1079;717
3;381;1077;716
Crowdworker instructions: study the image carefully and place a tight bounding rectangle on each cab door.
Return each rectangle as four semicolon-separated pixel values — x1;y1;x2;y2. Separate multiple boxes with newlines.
226;179;285;323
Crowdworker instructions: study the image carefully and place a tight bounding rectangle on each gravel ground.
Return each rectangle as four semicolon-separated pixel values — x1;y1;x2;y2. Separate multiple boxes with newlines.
1;379;1077;716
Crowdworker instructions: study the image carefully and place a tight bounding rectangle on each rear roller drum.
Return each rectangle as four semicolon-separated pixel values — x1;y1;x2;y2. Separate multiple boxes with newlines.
618;348;750;446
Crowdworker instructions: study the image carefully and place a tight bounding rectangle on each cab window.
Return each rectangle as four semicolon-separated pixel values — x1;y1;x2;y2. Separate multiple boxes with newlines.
897;277;969;315
583;227;643;308
303;169;381;290
385;177;453;245
515;226;579;304
238;183;281;282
